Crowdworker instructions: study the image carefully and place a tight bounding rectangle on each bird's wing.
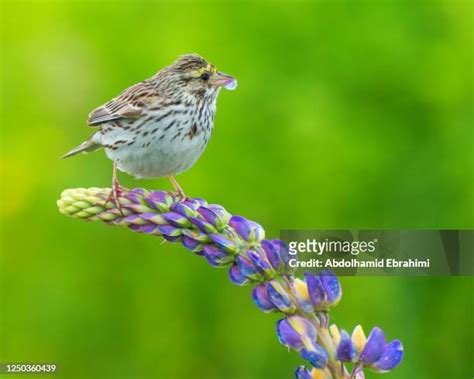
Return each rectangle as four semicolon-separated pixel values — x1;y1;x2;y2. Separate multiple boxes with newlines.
88;81;157;126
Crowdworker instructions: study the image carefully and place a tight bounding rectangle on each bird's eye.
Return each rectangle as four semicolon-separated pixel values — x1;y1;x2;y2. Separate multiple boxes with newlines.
200;72;210;81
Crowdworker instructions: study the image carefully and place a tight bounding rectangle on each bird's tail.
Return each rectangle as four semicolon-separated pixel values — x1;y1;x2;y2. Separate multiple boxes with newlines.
61;137;101;159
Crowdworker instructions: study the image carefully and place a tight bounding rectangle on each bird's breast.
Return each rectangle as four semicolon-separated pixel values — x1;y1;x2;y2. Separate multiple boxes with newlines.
101;101;215;179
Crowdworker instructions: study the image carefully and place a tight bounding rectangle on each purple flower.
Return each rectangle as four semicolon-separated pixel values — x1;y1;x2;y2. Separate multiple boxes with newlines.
247;251;272;278
229;215;252;241
272;239;294;273
197;206;219;227
320;270;341;303
58;187;405;379
252;284;275;312
276;316;317;351
189;217;217;234
300;345;329;369
260;239;294;274
170;202;197;218
181;235;203;255
372;340;404;373
228;264;249;286
209;234;239;254
146;191;173;211
206;204;230;228
304;273;325;306
294;366;329;379
248;221;265;242
359;327;386;364
266;280;295;313
236;255;260;280
261;240;281;270
294;366;313;379
331;324;403;373
347;326;404;373
181;228;210;243
292;278;314;313
272;239;293;272
123;190;142;205
128;224;158;234
161;212;191;227
305;270;342;311
157;224;181;237
198;205;229;230
336;329;357;362
203;245;232;267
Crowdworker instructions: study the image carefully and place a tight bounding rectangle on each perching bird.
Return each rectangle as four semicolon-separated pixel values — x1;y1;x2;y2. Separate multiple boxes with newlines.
63;54;237;209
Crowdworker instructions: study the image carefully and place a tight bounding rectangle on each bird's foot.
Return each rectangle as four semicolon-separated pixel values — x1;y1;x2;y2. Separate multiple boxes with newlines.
104;181;125;216
175;188;187;201
165;190;188;201
168;175;188;201
103;161;126;216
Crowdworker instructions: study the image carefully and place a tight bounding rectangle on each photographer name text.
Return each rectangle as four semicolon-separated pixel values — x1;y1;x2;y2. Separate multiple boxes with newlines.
289;257;430;269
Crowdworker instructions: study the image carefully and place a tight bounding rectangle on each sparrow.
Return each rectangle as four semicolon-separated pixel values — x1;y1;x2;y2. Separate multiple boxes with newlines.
63;54;237;210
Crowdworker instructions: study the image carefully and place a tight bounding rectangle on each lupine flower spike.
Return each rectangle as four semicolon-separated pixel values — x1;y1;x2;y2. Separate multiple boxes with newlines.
58;187;404;378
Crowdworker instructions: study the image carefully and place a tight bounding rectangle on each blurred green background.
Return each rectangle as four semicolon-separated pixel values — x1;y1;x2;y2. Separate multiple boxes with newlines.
1;0;473;378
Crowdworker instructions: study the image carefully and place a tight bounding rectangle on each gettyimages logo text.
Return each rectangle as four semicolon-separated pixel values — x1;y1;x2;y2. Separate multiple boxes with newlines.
288;238;378;256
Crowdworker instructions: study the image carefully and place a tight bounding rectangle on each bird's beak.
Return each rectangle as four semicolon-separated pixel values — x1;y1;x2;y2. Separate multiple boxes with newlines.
212;72;238;90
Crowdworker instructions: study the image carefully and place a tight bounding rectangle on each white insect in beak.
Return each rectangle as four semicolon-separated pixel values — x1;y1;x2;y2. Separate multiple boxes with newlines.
224;78;238;90
213;72;238;90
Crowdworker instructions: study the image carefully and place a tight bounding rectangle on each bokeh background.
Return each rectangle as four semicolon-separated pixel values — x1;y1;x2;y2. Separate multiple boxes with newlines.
1;1;473;378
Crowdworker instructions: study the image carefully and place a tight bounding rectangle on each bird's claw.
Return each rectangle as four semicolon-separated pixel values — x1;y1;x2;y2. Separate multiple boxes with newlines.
167;175;188;202
104;183;125;216
176;190;187;201
103;160;126;216
165;190;188;202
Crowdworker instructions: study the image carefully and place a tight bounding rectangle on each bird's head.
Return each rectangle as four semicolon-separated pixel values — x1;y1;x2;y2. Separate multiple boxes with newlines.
158;54;237;100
